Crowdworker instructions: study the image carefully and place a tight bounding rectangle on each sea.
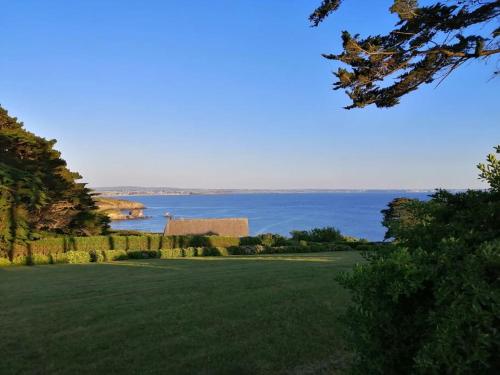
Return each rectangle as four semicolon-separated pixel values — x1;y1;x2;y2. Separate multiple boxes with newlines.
109;192;432;241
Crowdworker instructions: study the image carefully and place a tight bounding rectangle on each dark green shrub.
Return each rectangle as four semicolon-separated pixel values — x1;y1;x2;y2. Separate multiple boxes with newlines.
257;233;288;247
290;227;343;243
127;250;160;259
214;247;230;256
90;250;104;262
102;250;128;261
240;236;261;246
340;152;500;373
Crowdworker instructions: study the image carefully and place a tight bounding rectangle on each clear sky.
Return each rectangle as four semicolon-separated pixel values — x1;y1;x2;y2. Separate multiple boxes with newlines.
1;0;499;189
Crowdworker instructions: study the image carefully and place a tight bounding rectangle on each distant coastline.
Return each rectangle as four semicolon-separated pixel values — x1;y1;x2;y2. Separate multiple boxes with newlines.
91;186;448;197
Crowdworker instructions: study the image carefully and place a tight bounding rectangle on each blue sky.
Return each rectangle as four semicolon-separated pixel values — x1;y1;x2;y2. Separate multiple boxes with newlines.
1;0;499;189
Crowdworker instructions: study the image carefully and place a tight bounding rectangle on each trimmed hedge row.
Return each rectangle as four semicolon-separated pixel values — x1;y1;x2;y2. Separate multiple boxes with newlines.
0;241;387;267
16;235;242;257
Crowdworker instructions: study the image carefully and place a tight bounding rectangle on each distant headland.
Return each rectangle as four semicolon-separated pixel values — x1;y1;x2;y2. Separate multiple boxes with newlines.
92;186;437;197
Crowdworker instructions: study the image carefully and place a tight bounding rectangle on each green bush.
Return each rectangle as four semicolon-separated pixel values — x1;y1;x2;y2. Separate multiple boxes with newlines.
183;247;197;257
102;250;128;261
258;233;288;247
0;257;11;266
29;254;51;265
291;227;344;243
50;253;69;264
339;151;500;373
240;236;261;246
11;256;29;266
90;250;104;262
127;250;160;259
159;248;184;258
66;251;91;264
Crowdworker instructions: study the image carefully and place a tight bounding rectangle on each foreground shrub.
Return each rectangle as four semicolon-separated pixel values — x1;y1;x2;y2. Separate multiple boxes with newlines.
102;250;128;261
340;149;500;373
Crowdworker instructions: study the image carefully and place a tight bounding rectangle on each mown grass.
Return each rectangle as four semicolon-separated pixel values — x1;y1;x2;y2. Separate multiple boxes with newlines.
0;252;362;375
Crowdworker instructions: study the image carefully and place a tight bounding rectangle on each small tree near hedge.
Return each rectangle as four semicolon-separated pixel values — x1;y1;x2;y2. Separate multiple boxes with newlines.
339;146;500;374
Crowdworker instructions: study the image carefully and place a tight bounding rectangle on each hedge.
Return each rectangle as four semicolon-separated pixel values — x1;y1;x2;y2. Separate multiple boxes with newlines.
6;233;376;267
102;250;128;261
0;257;11;266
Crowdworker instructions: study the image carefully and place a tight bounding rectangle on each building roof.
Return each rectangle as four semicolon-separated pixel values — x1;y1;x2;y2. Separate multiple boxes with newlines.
164;218;249;237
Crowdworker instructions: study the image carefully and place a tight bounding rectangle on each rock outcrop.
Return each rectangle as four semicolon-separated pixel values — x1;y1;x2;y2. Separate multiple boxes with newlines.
94;197;146;220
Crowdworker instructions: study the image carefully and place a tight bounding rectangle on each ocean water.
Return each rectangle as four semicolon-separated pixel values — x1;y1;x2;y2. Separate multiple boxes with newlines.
109;192;431;241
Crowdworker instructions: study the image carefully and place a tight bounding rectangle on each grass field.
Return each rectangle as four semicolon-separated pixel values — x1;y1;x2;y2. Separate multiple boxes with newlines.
0;252;362;375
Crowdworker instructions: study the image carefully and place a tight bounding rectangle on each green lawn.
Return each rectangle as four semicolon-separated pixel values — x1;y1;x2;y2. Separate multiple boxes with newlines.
0;252;362;374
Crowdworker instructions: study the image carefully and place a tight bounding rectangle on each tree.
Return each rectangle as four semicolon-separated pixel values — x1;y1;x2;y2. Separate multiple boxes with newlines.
0;106;109;258
310;0;500;108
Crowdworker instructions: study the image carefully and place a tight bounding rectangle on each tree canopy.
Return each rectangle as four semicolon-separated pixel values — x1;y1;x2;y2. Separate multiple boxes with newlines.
0;106;109;258
310;0;500;108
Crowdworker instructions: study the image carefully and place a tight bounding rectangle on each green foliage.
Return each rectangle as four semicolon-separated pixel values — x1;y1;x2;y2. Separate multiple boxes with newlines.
29;237;66;254
291;227;343;243
0;257;11;266
257;233;288;247
206;236;241;248
109;235;127;251
49;253;69;264
0;105;109;257
29;254;51;265
70;236;111;252
90;250;104;263
339;151;500;373
102;250;128;261
159;248;184;258
478;145;500;192
310;1;500;108
127;250;160;259
11;256;29;266
66;251;91;264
